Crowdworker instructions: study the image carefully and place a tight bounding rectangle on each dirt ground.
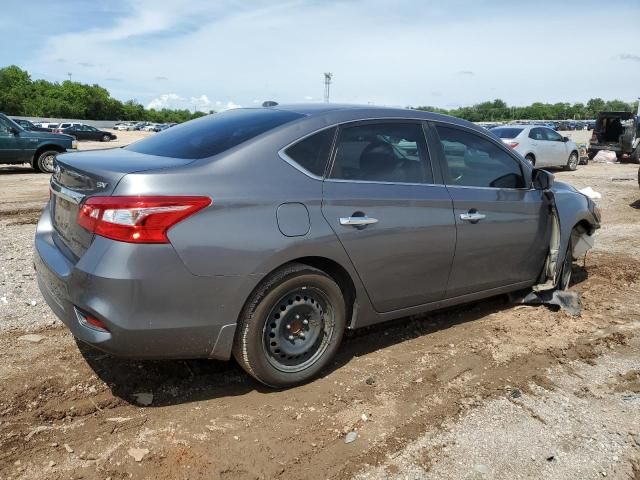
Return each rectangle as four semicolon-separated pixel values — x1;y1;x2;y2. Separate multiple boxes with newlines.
0;133;639;480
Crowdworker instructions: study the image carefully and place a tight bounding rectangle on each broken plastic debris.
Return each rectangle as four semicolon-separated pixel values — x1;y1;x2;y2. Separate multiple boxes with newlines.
517;290;582;316
578;187;601;199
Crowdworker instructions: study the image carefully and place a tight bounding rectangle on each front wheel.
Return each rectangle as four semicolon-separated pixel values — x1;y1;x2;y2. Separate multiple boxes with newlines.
34;150;59;173
233;263;346;388
565;152;578;171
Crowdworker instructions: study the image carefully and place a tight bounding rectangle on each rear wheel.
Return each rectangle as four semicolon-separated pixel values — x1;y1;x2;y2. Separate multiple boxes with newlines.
233;263;346;388
101;134;111;142
630;148;640;165
34;150;59;173
565;151;578;171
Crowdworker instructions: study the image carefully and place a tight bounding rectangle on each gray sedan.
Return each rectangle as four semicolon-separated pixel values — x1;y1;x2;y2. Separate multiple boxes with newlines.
491;125;580;170
35;105;600;387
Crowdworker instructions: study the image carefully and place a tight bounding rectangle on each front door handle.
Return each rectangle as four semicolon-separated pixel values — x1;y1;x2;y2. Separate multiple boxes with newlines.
459;211;486;223
340;216;379;227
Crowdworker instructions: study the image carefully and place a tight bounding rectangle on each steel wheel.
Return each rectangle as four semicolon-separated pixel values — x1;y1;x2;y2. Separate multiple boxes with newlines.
263;287;335;373
101;134;111;142
36;150;58;173
233;263;346;388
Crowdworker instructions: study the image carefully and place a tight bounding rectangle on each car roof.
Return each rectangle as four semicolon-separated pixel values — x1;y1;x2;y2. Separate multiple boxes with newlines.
257;103;483;132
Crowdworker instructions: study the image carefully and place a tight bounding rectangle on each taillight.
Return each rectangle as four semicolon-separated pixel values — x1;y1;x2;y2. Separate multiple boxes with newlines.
506;142;519;149
77;196;211;244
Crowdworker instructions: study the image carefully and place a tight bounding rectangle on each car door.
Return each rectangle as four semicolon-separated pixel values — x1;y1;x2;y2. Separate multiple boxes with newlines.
321;120;456;313
541;127;568;166
527;127;549;166
83;125;99;140
0;116;23;162
431;123;549;298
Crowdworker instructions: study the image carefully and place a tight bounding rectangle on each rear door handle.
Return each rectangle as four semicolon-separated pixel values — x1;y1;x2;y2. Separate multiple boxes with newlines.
340;216;379;227
459;212;486;222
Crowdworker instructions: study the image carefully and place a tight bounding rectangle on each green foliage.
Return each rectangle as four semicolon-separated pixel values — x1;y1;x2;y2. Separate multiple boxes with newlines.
0;65;211;123
413;97;639;122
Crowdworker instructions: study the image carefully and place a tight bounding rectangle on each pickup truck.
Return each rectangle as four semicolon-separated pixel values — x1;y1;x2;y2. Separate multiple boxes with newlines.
0;113;77;173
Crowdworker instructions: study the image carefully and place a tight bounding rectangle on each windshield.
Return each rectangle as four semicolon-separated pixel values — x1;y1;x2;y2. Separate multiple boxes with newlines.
126;109;304;159
490;127;524;139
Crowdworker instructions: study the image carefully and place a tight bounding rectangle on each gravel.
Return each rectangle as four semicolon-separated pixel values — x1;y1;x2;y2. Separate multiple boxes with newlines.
0;221;56;332
356;337;640;480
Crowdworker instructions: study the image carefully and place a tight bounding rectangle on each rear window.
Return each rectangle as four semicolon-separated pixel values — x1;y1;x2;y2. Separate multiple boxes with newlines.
284;127;336;177
490;127;524;139
126;109;304;159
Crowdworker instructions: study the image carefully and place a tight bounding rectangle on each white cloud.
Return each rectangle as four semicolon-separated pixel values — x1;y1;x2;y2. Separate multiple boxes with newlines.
148;93;237;111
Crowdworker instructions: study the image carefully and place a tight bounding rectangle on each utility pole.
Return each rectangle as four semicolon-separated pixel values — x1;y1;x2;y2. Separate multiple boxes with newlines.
324;73;333;103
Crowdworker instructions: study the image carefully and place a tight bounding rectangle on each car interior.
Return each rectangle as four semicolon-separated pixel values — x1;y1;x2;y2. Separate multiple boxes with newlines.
330;125;430;183
437;127;525;189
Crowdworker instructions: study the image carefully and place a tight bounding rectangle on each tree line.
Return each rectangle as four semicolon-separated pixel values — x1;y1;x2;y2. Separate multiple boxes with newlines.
1;65;638;124
0;66;208;123
412;98;639;122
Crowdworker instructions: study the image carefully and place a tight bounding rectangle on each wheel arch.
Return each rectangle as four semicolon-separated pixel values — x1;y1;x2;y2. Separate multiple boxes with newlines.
241;256;358;330
32;144;64;166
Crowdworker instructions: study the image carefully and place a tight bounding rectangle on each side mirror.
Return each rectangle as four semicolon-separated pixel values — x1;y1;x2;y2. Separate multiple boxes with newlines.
562;136;570;142
532;168;554;190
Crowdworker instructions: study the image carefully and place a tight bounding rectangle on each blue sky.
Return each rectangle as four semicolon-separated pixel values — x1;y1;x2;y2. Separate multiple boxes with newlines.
2;0;639;111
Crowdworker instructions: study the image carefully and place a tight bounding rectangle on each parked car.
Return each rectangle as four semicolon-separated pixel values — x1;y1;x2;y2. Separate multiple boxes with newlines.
35;105;600;387
588;111;640;164
142;124;159;132
59;124;117;142
0;113;76;172
491;125;580;169
56;122;83;132
35;122;59;130
114;123;133;131
11;118;53;132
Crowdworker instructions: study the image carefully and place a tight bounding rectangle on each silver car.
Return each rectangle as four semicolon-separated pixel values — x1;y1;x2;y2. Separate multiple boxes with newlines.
491;125;580;170
34;105;600;387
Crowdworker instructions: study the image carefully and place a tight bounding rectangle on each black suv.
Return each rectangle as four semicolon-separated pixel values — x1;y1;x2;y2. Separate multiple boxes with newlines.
588;111;640;164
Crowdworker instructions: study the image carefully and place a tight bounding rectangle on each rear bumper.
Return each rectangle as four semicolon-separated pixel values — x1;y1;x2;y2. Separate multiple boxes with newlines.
34;204;256;360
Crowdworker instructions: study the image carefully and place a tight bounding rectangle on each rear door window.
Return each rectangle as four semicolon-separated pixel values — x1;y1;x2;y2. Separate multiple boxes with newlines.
283;127;336;177
543;128;563;141
435;125;525;189
329;122;433;184
126;109;304;159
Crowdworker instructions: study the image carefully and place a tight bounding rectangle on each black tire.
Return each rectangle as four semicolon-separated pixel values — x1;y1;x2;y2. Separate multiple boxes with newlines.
588;151;597;160
525;154;536;166
233;263;346;388
101;134;111;142
565;151;578;171
34;149;59;173
630;148;640;165
558;236;574;290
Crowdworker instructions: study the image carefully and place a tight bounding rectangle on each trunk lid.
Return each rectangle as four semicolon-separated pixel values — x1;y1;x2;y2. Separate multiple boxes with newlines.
50;148;195;259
